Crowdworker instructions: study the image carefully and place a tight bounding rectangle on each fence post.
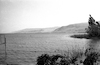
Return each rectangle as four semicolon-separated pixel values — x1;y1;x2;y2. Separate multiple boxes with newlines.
4;35;7;65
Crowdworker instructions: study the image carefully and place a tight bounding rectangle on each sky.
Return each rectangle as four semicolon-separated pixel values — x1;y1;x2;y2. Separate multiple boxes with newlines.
0;0;100;33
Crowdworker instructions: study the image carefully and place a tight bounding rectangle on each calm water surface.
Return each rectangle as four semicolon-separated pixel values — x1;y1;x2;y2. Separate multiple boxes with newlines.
0;33;100;65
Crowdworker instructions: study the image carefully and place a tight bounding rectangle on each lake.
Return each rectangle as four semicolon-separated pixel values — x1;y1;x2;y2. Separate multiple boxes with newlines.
0;33;100;65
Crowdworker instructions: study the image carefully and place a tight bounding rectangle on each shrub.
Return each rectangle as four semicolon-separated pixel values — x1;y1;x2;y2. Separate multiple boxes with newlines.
36;48;100;65
36;54;65;65
83;48;100;65
36;54;51;65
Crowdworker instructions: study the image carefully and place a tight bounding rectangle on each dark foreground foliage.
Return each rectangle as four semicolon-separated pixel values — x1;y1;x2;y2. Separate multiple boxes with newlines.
36;48;100;65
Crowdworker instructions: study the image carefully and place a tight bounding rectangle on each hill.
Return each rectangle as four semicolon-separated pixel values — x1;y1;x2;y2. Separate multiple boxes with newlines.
53;23;88;33
14;23;89;34
14;27;59;33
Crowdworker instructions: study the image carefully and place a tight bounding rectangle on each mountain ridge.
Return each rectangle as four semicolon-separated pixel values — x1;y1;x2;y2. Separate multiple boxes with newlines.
53;23;88;33
14;27;59;33
13;23;89;34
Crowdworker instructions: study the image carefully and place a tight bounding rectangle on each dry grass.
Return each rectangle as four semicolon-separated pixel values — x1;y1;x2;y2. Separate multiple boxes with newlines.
36;48;100;65
36;48;85;65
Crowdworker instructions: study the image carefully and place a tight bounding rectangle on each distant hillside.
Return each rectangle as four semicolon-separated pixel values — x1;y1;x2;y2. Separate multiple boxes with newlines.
53;23;88;33
14;23;89;34
15;27;59;33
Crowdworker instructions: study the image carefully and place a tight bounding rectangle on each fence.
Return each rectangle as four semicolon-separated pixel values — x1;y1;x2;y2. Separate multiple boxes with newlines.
0;34;7;65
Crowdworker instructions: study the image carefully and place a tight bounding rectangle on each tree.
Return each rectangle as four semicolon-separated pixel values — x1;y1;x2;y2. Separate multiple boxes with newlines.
86;15;100;37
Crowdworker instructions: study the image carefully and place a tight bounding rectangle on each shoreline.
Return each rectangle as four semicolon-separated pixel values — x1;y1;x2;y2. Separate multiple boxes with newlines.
70;33;100;39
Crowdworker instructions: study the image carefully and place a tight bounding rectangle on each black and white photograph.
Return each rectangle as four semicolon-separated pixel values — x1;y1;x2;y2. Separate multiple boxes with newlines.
0;0;100;65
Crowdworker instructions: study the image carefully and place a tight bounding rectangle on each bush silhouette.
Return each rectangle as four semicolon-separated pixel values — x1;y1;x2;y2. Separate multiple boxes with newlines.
36;48;100;65
83;48;100;65
36;50;84;65
36;54;51;65
36;54;65;65
50;54;64;65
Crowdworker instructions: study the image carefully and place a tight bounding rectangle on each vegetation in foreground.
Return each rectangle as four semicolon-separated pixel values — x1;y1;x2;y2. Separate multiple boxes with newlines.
36;48;100;65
